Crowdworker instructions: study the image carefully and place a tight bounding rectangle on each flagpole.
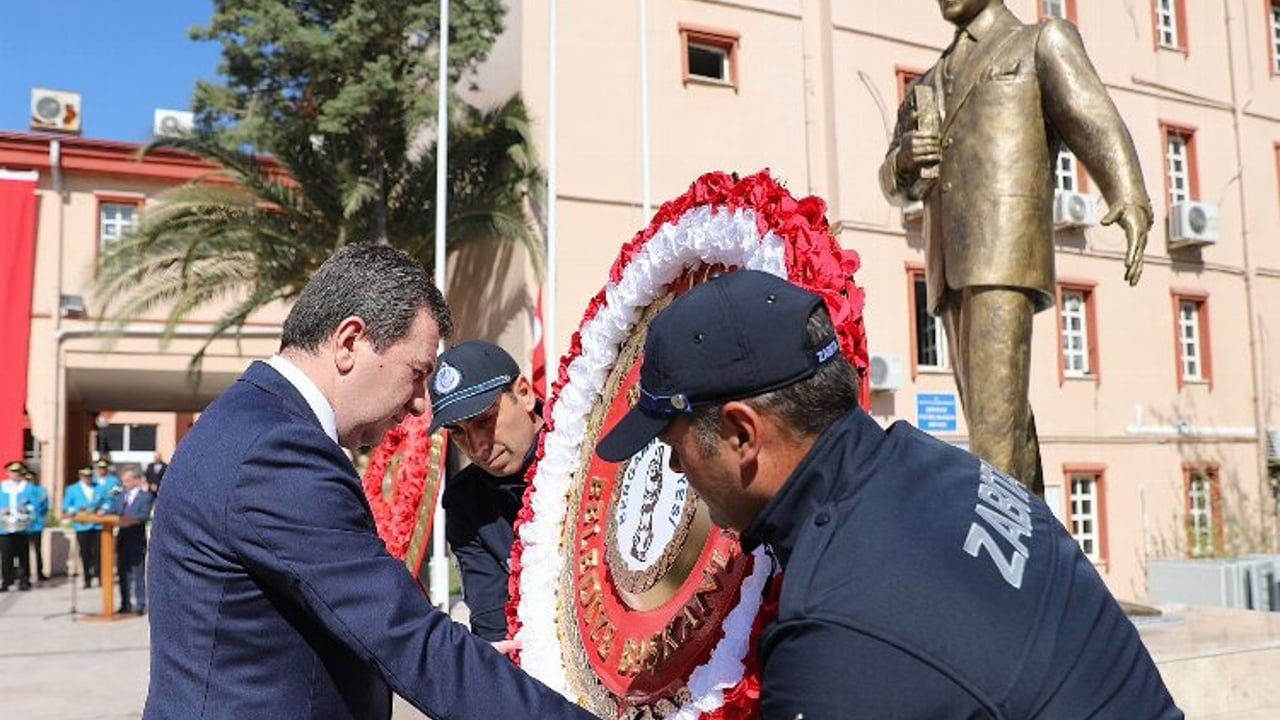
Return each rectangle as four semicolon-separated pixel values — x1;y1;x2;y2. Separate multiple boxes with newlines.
546;0;559;387
430;0;451;612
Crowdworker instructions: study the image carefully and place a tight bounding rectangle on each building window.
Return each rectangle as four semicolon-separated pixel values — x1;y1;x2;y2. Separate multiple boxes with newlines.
1184;464;1222;557
1058;283;1097;380
679;24;739;88
896;67;924;104
1064;466;1106;563
1040;0;1077;22
100;423;158;456
908;267;948;374
1171;290;1211;388
1271;1;1280;73
1055;149;1080;192
99;202;138;250
1154;0;1187;51
1161;124;1198;209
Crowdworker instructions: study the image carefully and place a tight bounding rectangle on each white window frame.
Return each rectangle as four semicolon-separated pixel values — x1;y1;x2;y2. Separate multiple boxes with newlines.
1178;299;1203;381
1166;133;1189;205
1061;289;1090;376
687;42;730;84
1043;0;1068;20
1157;0;1180;49
1188;473;1215;557
99;202;138;250
1055;149;1079;193
1069;473;1100;562
913;274;948;371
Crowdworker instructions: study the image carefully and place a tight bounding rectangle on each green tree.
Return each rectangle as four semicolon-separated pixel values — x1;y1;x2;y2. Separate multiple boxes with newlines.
94;0;543;365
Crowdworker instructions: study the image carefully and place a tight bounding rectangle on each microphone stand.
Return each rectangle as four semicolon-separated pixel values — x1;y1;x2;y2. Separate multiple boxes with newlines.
43;525;85;622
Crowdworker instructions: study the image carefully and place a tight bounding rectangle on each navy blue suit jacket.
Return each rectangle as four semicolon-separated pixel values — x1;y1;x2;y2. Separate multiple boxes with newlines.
145;362;591;720
109;489;154;558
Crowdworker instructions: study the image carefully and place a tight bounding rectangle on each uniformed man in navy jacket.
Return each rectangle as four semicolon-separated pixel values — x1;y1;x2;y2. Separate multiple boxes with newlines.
429;341;543;641
598;270;1182;720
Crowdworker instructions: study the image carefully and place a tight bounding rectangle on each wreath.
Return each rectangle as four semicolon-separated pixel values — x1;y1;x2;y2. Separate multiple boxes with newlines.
508;170;868;718
362;416;448;581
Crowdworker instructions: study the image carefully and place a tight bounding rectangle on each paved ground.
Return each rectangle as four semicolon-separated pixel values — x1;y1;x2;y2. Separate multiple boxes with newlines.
0;577;433;719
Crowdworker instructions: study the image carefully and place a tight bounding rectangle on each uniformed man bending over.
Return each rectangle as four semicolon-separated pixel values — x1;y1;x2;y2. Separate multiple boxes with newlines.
429;341;543;641
597;270;1182;720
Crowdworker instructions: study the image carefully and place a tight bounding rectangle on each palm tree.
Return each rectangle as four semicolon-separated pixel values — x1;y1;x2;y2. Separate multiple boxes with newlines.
93;94;544;368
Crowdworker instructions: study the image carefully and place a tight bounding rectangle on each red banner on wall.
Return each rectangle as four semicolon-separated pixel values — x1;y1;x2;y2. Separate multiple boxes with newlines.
0;172;39;462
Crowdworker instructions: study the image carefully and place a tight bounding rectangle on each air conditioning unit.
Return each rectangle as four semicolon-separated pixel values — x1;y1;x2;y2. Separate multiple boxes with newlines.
153;109;195;137
1169;201;1220;249
1267;427;1280;462
901;200;924;226
1052;190;1099;229
30;88;81;134
869;352;905;393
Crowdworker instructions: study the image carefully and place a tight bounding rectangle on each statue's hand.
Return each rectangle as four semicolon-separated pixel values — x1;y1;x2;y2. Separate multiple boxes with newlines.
1101;202;1153;286
895;130;941;175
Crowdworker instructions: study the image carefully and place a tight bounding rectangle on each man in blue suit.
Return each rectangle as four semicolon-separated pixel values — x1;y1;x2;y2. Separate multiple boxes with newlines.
106;469;153;614
146;244;591;720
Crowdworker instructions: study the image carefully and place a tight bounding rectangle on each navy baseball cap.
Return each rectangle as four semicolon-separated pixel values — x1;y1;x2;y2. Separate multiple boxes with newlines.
597;270;839;463
429;340;521;432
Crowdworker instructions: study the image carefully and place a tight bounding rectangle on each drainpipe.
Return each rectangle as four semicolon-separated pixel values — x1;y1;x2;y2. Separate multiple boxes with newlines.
1222;0;1274;548
49;139;66;512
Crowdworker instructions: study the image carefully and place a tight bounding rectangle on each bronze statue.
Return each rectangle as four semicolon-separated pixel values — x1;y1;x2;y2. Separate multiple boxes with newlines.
880;0;1151;492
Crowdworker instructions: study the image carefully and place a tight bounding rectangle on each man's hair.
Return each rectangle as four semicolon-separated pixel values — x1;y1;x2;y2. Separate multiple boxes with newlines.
281;243;453;353
690;306;860;452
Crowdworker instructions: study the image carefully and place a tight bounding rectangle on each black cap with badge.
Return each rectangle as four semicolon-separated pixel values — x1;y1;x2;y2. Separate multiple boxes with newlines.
429;340;522;432
596;270;840;463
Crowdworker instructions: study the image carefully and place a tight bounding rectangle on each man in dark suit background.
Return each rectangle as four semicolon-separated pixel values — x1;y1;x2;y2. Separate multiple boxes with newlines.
107;468;153;614
879;0;1151;491
145;244;591;720
143;453;168;496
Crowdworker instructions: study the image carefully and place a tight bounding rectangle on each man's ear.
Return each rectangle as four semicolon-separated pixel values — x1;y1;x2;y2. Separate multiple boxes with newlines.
332;315;367;375
512;375;537;412
720;401;762;466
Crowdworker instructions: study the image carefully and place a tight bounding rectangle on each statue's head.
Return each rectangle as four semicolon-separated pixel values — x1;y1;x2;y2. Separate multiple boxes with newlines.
937;0;1001;26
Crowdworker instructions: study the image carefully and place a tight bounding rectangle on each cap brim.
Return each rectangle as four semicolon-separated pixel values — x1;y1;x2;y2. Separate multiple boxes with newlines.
429;387;504;433
596;407;673;463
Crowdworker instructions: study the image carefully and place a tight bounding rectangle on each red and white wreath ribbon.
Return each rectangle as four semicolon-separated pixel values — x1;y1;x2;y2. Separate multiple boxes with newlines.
509;171;868;717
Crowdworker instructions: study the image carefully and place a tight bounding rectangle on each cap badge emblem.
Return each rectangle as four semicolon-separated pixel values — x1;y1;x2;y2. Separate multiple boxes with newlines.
434;362;461;395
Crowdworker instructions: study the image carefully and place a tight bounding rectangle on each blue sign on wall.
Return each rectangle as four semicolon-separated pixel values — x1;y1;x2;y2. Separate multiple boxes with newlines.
916;393;958;433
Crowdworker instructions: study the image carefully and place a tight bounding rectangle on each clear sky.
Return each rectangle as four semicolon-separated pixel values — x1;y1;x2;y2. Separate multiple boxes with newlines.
0;0;221;142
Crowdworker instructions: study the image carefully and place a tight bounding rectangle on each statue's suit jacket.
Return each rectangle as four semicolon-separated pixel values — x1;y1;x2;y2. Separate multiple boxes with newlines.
880;4;1148;315
144;361;590;720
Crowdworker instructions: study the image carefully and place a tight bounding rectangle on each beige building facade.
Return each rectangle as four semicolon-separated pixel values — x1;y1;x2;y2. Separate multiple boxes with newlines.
488;0;1280;600
3;0;1279;601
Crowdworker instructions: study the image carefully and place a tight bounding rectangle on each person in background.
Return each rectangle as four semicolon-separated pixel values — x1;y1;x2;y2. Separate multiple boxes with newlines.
106;469;154;614
428;341;544;641
24;467;49;582
597;270;1182;720
95;459;123;501
0;461;35;591
62;467;103;589
145;452;169;496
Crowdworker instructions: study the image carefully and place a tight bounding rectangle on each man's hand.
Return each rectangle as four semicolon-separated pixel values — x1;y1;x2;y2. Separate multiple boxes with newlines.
491;638;521;657
895;130;941;175
1101;202;1153;286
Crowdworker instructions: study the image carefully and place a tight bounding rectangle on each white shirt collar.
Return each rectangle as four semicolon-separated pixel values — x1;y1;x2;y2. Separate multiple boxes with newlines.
267;355;340;446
